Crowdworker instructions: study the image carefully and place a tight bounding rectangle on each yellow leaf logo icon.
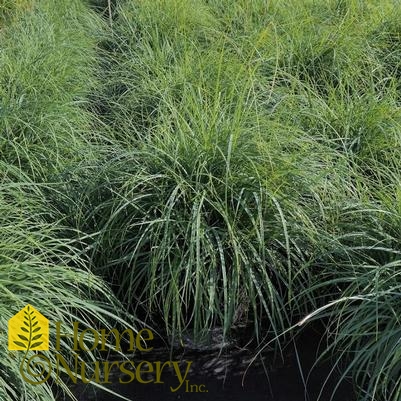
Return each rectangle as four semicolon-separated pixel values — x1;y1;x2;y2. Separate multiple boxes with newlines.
8;304;49;351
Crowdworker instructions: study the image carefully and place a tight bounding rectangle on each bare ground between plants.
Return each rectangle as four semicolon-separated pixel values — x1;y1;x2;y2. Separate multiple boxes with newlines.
69;327;355;401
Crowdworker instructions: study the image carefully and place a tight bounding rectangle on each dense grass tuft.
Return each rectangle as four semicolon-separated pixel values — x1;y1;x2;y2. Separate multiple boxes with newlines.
0;2;130;400
0;174;131;400
3;0;401;400
0;0;105;179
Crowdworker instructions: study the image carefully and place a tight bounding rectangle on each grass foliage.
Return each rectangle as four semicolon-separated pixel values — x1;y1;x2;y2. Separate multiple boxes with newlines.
0;2;129;400
0;177;128;401
2;0;401;400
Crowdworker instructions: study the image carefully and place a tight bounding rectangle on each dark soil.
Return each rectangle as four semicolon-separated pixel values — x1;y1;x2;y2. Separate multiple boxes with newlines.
68;327;355;401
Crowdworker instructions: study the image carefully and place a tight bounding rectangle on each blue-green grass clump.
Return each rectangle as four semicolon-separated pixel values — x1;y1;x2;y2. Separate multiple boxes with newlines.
3;1;401;401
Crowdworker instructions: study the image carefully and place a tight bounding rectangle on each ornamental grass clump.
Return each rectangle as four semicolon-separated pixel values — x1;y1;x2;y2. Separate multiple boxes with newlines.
59;0;370;345
0;0;104;179
0;172;131;401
